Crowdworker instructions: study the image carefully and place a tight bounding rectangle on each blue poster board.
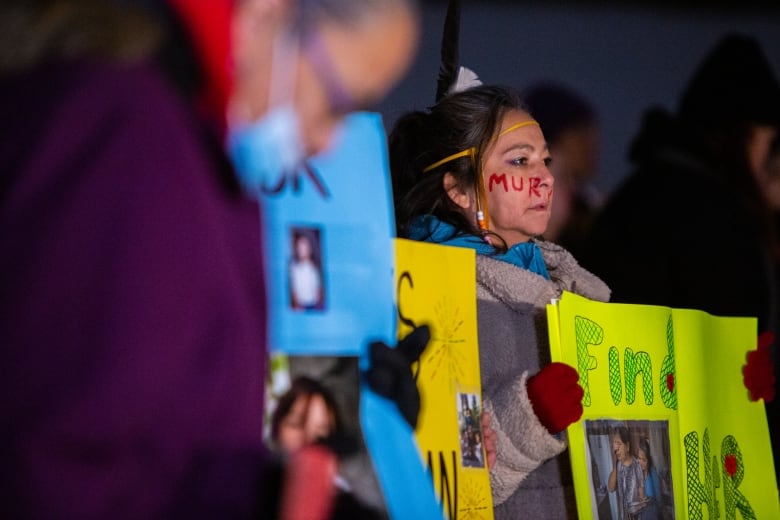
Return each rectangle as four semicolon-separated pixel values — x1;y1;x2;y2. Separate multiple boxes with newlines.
257;112;442;519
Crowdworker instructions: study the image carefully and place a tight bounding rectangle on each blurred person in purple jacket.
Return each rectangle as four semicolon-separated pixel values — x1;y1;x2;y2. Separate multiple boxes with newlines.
0;0;419;518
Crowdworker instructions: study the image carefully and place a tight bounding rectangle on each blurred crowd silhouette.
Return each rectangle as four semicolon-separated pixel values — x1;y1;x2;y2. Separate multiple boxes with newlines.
579;34;780;483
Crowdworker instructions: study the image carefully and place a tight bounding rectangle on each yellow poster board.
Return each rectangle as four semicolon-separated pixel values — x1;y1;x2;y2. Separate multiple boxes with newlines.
548;291;779;519
395;238;494;520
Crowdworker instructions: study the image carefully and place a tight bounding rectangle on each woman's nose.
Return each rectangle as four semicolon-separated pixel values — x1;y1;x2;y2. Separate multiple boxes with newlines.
539;166;554;189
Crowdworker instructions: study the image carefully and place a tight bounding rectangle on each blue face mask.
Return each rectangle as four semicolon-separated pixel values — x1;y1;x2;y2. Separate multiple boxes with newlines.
227;105;306;197
227;29;306;198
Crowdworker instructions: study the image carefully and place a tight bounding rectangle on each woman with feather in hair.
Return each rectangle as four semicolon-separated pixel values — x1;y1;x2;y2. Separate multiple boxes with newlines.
388;1;609;517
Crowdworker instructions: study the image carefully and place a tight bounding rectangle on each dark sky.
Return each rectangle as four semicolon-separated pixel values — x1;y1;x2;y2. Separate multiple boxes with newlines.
377;2;780;196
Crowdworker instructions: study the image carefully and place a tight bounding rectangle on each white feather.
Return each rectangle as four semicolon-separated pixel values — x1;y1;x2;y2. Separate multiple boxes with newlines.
448;66;483;94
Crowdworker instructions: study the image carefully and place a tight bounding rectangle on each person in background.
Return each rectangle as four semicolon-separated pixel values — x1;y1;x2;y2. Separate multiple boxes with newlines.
636;437;662;520
0;0;419;517
270;376;387;519
581;33;779;483
524;82;602;259
608;426;645;520
271;376;342;455
389;83;610;519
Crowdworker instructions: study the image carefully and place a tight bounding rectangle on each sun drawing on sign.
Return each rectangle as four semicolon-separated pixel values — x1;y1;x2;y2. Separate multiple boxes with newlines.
423;298;467;384
458;477;492;520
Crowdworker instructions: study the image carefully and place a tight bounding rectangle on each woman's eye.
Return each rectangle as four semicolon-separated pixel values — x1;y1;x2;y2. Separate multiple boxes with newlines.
510;157;528;166
544;157;553;167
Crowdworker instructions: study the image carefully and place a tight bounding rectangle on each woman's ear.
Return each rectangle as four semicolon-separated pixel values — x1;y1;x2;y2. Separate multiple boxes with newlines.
443;172;472;210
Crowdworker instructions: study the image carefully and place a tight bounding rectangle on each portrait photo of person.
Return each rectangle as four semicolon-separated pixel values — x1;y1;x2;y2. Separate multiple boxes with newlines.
457;392;485;469
585;420;675;520
288;227;325;311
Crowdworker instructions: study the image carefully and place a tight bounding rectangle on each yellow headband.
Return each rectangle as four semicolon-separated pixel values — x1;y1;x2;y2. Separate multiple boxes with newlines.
499;119;539;136
422;148;476;173
421;120;539;173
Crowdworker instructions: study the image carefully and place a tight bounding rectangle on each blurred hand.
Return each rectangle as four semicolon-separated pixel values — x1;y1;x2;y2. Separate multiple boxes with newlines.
526;362;584;434
743;331;776;402
481;410;497;470
279;444;337;520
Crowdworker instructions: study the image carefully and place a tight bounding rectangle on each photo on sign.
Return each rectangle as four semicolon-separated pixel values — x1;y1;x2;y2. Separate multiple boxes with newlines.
584;419;675;520
457;392;485;469
288;226;325;311
265;353;389;516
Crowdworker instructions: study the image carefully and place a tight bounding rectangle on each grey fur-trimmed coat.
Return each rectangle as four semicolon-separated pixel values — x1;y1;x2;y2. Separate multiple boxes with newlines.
479;239;610;519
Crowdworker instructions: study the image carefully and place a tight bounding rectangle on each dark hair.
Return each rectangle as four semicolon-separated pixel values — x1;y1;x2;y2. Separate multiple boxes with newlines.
292;230;321;265
638;437;655;471
678;33;780;130
270;376;342;444
389;84;529;247
675;34;780;247
0;0;161;72
612;426;632;453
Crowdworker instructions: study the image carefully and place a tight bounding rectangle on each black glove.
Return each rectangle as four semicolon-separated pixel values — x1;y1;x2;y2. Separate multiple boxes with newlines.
365;325;430;429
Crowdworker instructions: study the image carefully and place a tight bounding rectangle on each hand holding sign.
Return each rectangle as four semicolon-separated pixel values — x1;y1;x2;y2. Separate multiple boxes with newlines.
481;410;497;470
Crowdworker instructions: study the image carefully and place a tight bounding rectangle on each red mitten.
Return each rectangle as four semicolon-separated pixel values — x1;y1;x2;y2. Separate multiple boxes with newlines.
743;331;776;402
527;362;584;434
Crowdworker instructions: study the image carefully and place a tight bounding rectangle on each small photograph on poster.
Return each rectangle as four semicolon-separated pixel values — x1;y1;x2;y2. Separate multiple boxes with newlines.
584;419;675;520
456;392;485;469
265;353;389;518
288;226;325;311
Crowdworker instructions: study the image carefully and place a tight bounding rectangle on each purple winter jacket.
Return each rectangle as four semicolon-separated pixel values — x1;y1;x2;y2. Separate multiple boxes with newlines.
0;58;273;518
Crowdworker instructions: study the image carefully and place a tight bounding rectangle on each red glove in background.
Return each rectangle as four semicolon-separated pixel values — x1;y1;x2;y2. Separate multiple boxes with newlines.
527;362;584;434
743;331;776;402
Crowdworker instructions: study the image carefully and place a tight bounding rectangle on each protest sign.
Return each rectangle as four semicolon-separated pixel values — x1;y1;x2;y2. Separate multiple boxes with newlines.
548;291;779;519
396;239;493;520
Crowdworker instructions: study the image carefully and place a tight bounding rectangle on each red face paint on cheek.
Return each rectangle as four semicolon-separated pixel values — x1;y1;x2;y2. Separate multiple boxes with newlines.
487;173;508;193
529;177;541;197
485;174;545;197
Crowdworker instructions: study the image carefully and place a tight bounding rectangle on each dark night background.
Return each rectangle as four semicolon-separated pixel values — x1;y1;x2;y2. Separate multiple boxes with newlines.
376;1;780;196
